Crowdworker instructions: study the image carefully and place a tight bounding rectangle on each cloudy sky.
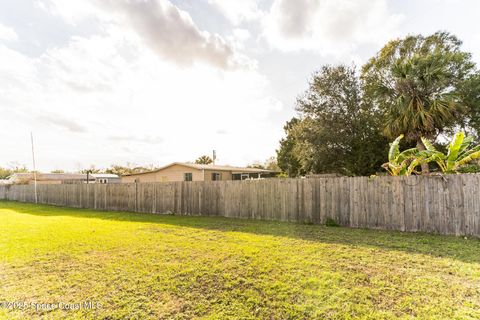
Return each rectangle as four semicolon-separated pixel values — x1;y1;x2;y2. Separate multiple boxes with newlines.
1;0;479;172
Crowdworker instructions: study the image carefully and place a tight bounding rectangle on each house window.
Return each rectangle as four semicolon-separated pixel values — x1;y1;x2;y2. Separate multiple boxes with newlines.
211;172;221;181
184;173;193;181
98;178;108;184
241;173;250;180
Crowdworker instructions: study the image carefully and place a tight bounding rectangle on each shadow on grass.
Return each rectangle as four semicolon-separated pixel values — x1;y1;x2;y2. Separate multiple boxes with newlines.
2;200;479;264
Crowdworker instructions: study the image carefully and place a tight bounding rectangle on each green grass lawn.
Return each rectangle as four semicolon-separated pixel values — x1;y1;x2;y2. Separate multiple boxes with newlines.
1;201;479;319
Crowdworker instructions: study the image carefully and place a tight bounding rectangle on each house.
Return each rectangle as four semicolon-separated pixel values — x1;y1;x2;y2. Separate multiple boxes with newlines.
6;173;120;185
90;173;121;184
121;162;276;183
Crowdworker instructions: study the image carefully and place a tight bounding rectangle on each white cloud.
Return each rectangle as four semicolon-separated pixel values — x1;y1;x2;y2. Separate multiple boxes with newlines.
109;135;164;144
0;23;18;41
233;29;251;42
35;0;101;24
208;0;263;26
98;0;241;69
36;113;88;133
38;0;248;69
262;0;402;56
0;23;282;171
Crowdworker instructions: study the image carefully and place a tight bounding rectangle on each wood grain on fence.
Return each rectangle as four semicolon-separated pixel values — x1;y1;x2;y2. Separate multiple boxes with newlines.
1;174;479;237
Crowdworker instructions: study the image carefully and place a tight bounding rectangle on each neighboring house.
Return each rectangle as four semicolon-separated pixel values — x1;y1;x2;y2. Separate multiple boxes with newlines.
6;173;120;185
90;173;121;184
121;162;276;183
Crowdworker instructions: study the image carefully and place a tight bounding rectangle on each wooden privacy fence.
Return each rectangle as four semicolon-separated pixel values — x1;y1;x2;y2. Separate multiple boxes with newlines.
1;174;480;237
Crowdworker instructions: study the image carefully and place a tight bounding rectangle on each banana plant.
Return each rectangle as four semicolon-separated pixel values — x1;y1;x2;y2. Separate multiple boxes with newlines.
421;132;480;173
382;134;422;176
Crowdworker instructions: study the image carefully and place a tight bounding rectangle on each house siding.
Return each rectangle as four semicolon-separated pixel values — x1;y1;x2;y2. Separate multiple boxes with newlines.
203;170;232;181
121;163;273;183
121;164;204;183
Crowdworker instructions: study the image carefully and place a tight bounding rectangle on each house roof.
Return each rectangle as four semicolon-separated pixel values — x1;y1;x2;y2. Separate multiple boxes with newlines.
9;173;119;181
91;173;120;179
9;173;87;181
123;162;276;176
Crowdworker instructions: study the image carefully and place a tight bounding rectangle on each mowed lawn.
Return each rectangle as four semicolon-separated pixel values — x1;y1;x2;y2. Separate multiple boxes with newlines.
1;201;479;319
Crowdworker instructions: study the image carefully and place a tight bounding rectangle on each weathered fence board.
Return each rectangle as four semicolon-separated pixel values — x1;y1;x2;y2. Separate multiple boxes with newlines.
1;174;480;237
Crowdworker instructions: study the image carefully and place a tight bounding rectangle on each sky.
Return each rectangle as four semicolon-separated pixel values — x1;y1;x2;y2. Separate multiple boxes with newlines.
1;0;480;172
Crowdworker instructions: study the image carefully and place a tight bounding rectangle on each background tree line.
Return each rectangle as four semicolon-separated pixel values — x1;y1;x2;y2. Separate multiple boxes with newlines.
277;31;480;177
0;163;158;178
0;164;29;179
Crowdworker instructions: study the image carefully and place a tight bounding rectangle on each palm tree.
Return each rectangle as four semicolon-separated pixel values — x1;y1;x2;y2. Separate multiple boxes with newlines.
362;32;476;173
195;155;213;165
384;56;462;141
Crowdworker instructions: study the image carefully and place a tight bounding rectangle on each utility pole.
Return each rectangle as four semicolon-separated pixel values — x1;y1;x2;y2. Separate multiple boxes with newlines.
31;132;38;203
212;150;216;165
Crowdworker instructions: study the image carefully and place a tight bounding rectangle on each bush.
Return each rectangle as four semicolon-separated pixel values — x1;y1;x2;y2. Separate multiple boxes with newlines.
325;218;340;227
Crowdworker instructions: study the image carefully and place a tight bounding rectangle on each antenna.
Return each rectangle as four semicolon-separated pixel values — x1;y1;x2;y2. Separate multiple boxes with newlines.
31;132;38;203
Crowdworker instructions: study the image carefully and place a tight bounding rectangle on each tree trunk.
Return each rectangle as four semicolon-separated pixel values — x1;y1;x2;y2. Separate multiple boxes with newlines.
416;139;430;174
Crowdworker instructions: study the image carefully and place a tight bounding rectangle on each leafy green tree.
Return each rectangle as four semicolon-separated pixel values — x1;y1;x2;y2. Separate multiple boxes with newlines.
105;165;130;176
277;65;389;176
0;168;9;179
276;118;305;177
195;155;213;165
457;72;480;140
362;31;480;173
105;163;157;176
0;164;29;179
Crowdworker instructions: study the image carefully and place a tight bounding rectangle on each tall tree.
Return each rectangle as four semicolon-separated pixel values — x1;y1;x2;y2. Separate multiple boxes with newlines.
457;71;480;140
362;31;480;173
277;118;305;177
195;155;213;165
277;65;389;176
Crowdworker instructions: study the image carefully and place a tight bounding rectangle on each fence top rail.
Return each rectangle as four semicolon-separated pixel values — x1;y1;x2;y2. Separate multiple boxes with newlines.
1;172;479;188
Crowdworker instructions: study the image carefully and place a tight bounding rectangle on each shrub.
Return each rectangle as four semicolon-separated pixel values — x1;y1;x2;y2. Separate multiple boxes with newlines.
325;218;340;227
